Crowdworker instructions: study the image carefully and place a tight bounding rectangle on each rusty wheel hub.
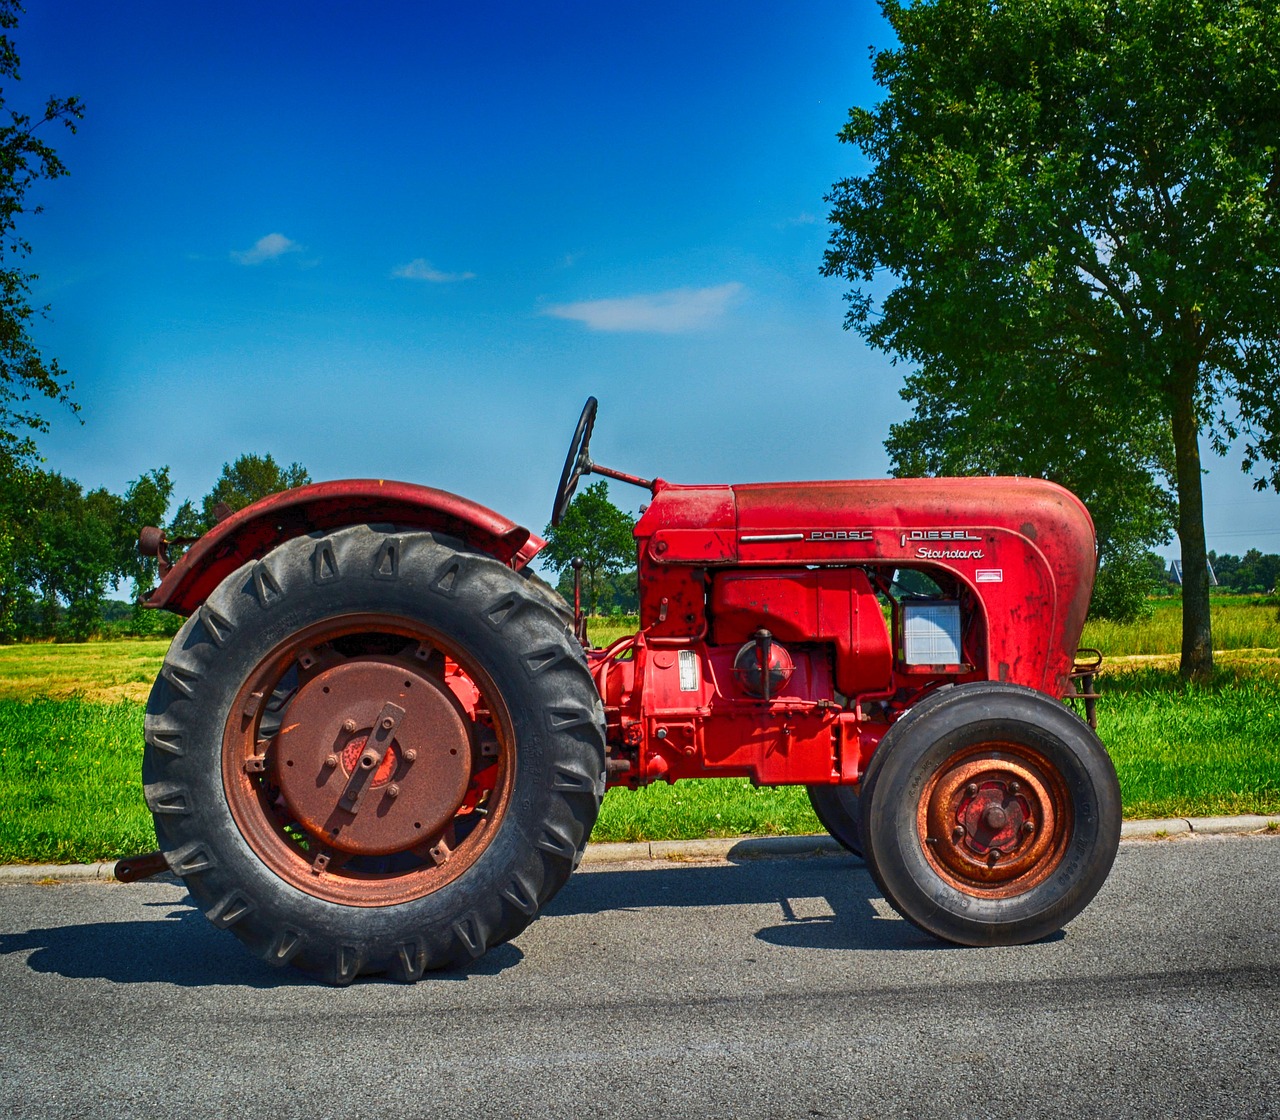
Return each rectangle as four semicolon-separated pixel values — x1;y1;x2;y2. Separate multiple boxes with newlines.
222;615;514;907
918;743;1072;897
274;659;472;857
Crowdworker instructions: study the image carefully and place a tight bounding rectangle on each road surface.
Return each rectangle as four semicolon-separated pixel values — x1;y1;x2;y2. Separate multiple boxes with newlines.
2;833;1277;1119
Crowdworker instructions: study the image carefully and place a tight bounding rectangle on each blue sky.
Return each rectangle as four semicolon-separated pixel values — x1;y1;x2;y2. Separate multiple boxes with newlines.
14;0;1280;562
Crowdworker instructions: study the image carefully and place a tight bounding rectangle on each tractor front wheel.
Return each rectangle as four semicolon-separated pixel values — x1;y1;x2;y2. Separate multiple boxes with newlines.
142;525;605;982
806;785;863;858
857;683;1120;946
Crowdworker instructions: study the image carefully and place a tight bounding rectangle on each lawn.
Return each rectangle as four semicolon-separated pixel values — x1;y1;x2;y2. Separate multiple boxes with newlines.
1;601;1277;863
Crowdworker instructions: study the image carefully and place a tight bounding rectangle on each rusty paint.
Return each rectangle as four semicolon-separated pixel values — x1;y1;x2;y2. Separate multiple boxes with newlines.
114;850;170;883
221;613;514;907
144;480;539;614
915;741;1072;898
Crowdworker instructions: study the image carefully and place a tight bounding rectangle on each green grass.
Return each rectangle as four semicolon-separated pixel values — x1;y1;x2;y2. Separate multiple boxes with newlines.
1;615;1278;863
1082;596;1280;656
0;639;169;703
1096;665;1280;819
595;778;819;842
0;699;157;863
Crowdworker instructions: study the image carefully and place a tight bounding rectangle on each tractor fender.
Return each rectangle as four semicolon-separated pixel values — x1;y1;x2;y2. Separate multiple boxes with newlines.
142;479;544;615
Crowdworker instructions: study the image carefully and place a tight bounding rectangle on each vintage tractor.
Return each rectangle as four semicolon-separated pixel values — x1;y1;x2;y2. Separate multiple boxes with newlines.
124;397;1120;983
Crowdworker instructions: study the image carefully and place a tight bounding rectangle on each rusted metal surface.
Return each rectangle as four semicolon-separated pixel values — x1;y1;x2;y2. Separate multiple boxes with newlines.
143;406;1100;802
143;480;542;615
114;850;170;882
273;662;470;856
915;742;1072;897
1067;648;1103;729
221;613;513;906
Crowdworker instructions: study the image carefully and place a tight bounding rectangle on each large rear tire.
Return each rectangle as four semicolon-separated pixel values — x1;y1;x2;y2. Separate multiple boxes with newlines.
857;683;1120;946
142;525;605;983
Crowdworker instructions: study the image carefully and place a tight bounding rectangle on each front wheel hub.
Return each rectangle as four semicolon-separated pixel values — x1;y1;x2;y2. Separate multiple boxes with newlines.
918;743;1073;897
274;659;472;856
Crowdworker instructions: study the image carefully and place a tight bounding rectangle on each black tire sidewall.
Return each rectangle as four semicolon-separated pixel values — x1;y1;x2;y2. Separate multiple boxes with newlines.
863;686;1121;946
806;785;863;857
144;526;604;979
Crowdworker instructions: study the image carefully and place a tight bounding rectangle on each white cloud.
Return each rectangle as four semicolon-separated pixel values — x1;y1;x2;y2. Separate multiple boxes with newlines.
544;282;744;333
392;258;476;283
784;211;819;226
232;233;302;265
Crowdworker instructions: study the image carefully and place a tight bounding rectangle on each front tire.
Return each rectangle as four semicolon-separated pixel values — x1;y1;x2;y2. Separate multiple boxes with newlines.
806;785;863;858
142;525;605;982
857;683;1120;946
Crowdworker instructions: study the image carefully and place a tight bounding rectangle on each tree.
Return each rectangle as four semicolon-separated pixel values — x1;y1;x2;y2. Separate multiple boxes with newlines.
2;465;175;640
0;0;83;465
171;452;310;536
541;481;636;614
823;0;1280;678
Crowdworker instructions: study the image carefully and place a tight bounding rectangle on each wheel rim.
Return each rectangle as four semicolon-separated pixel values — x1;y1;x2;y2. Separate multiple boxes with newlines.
222;613;516;907
916;741;1072;898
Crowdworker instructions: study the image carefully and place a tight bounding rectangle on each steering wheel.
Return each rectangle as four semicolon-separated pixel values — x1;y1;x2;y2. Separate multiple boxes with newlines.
551;396;598;526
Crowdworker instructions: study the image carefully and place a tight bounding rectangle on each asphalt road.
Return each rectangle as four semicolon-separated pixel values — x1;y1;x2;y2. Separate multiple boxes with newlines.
2;834;1278;1120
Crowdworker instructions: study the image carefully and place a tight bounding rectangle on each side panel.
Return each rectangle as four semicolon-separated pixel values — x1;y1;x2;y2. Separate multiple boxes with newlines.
144;479;541;615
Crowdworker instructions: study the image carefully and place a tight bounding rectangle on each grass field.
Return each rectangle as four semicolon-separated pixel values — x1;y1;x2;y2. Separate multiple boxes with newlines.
1;602;1278;863
1082;595;1280;656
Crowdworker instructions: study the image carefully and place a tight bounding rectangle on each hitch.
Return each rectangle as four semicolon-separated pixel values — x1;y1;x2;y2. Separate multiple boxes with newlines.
115;851;170;883
1068;648;1102;729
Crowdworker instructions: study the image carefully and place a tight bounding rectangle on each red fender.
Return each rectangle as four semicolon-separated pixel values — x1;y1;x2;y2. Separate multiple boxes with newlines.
143;479;544;615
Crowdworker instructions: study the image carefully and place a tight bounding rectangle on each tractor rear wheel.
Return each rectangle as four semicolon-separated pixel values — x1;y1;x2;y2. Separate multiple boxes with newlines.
857;683;1120;946
142;525;605;983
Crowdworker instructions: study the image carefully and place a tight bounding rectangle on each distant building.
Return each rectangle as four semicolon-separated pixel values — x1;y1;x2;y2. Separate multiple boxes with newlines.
1168;559;1218;586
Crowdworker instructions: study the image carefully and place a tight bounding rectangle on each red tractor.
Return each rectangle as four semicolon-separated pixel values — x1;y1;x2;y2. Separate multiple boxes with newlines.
127;397;1120;983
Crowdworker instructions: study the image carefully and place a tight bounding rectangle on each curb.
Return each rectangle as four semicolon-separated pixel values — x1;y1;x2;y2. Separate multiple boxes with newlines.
1;815;1276;883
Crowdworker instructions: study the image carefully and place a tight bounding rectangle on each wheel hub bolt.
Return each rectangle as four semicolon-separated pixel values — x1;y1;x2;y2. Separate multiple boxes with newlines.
323;754;339;769
342;719;357;734
403;748;417;762
1021;820;1035;836
1008;780;1021;795
952;825;966;841
386;783;401;799
965;782;979;796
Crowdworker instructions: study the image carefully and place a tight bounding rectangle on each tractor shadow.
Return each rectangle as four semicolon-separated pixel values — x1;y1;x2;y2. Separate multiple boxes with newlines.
546;851;977;953
0;894;523;987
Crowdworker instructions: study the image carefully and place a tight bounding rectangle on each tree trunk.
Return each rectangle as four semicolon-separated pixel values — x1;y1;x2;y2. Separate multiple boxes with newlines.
1170;371;1213;680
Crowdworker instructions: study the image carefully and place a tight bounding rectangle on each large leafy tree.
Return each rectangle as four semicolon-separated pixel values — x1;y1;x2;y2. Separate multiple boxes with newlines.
541;480;637;615
1;465;173;640
823;0;1280;678
0;0;83;465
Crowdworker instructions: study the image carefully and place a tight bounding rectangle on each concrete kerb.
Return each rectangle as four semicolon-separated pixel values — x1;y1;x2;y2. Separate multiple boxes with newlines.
1;815;1276;883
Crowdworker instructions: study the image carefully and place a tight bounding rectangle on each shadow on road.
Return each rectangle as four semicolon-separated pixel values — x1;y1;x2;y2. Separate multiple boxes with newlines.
547;854;964;952
1;856;1072;986
0;896;524;986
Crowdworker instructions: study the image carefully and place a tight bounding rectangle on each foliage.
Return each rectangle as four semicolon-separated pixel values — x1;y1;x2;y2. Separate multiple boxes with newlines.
1209;549;1280;595
823;0;1280;679
0;0;83;465
1;450;309;641
1090;549;1166;623
541;480;637;614
170;452;309;536
554;566;638;616
0;465;174;640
